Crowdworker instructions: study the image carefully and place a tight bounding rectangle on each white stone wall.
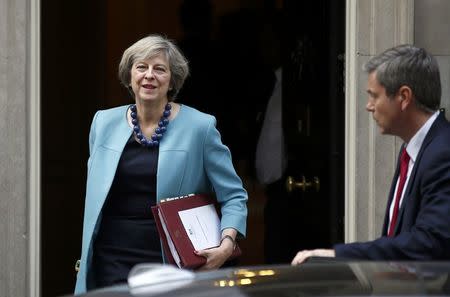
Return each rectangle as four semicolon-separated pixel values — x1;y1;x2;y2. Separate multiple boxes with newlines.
347;0;450;243
346;0;414;242
0;0;29;296
415;0;450;117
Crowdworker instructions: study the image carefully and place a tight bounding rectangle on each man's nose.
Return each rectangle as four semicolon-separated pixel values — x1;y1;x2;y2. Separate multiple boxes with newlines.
366;100;374;112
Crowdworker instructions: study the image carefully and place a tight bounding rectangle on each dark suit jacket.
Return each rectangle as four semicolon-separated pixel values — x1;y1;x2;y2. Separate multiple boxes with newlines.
335;112;450;260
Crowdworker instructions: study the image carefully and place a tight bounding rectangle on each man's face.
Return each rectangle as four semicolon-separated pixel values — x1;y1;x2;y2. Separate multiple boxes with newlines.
365;71;402;135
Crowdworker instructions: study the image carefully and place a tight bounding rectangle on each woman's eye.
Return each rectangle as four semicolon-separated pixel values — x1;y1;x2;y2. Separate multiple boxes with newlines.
136;65;147;71
155;67;166;73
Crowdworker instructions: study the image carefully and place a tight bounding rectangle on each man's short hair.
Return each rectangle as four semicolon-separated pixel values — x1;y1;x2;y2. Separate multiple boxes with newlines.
363;44;441;113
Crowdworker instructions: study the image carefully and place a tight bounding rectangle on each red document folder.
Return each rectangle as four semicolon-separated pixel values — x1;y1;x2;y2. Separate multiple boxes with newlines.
151;193;241;269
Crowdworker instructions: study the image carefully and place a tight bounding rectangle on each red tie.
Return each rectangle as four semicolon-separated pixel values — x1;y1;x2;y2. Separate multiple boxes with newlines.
388;147;410;237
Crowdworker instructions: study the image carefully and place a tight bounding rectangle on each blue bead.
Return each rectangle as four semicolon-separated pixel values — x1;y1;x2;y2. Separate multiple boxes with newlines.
130;103;169;148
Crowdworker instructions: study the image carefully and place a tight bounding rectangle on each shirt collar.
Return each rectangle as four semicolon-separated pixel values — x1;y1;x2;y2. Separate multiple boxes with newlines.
405;111;440;162
274;67;282;82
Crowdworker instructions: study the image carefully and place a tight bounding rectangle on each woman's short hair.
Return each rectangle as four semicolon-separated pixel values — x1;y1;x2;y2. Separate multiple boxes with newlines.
363;44;441;113
118;34;189;101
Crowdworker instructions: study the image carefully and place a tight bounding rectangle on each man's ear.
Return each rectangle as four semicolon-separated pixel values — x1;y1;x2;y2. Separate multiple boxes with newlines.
398;85;413;111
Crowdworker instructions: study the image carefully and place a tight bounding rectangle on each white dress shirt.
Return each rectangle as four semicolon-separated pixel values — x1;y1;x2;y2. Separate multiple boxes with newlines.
255;68;287;185
388;111;440;228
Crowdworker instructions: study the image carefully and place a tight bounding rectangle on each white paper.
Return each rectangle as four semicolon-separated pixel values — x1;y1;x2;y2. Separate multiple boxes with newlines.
178;204;221;251
158;209;182;268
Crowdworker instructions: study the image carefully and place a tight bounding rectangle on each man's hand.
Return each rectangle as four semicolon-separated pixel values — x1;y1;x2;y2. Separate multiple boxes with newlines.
291;249;336;265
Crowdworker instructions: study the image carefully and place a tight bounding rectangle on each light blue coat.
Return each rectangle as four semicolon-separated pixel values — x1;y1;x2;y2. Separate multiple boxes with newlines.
74;104;248;294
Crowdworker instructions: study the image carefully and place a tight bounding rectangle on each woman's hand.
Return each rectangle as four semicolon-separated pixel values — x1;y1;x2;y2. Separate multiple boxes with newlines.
195;228;237;271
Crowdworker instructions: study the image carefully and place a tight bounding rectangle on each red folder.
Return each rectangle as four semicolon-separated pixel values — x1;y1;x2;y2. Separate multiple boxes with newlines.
151;193;241;269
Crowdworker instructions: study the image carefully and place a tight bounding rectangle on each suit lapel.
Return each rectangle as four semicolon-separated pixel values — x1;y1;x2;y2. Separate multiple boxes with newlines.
393;112;447;235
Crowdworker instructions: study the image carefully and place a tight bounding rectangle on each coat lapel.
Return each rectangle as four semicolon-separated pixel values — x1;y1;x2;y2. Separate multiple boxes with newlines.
81;106;133;290
156;109;188;201
94;115;132;206
84;107;132;253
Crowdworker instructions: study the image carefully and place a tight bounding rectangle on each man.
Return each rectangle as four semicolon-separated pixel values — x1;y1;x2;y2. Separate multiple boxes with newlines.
292;44;450;264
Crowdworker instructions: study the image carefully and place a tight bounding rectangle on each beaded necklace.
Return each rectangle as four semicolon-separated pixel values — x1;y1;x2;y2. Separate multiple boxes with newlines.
130;103;171;148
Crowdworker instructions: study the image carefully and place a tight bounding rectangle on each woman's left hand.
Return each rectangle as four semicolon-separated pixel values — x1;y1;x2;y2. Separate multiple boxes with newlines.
195;236;235;271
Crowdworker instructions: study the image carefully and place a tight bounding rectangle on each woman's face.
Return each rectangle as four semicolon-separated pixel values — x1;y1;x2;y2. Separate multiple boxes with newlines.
130;53;171;103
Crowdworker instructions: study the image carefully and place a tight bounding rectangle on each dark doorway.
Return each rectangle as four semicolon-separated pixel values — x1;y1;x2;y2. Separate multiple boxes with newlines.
279;0;346;260
41;1;107;296
41;0;345;296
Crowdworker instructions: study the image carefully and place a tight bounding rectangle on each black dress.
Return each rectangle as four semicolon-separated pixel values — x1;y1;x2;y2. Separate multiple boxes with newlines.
93;135;162;288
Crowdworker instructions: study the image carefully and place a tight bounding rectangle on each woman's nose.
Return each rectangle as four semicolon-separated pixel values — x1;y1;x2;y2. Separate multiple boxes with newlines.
144;69;154;79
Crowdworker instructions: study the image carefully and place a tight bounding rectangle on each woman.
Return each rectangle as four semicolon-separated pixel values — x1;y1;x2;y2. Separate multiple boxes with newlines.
74;34;248;294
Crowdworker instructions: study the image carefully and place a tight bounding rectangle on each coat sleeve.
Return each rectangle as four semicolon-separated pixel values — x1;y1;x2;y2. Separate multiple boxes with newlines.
334;137;450;260
202;116;248;237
